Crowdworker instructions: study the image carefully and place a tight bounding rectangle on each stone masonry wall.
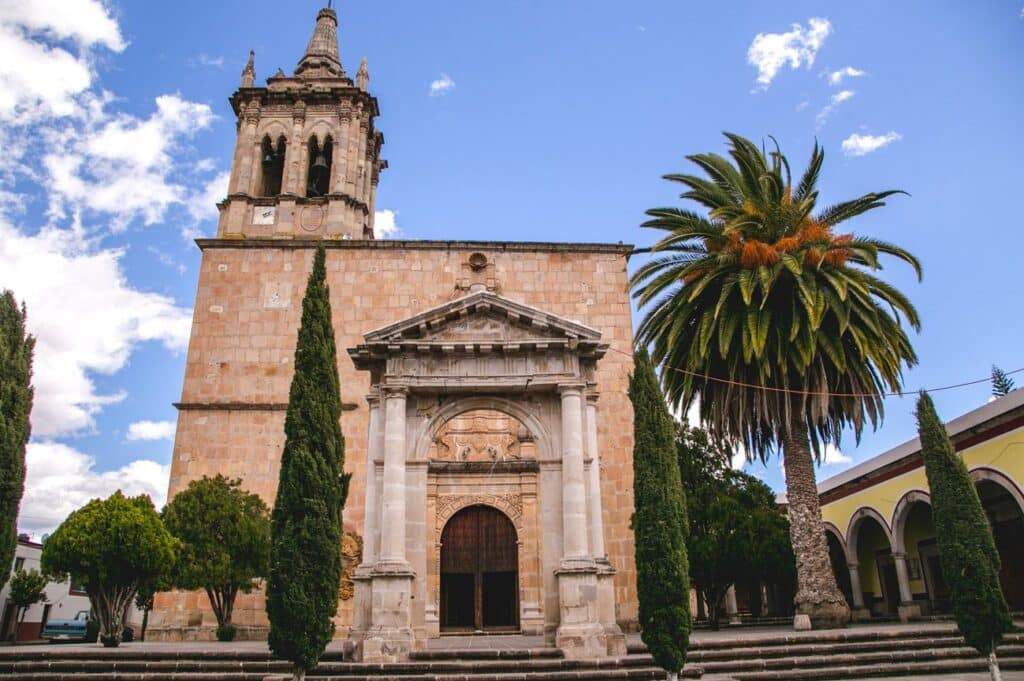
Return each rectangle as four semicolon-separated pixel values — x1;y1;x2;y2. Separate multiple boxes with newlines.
150;239;637;639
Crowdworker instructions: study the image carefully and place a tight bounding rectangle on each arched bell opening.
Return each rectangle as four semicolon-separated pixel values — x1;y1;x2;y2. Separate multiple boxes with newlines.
306;135;333;198
259;135;286;197
439;504;519;632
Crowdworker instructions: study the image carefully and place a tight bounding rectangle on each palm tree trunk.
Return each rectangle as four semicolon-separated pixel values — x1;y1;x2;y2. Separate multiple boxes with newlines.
782;417;851;629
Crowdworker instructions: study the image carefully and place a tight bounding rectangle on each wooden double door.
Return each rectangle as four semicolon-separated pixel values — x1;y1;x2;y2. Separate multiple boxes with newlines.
440;505;519;632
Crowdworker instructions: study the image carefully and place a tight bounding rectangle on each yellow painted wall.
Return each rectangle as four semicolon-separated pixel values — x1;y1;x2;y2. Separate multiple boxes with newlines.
821;424;1024;551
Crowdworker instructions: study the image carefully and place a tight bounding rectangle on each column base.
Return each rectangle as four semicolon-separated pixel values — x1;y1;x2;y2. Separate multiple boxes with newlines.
555;561;606;659
596;560;626;656
353;563;419;663
898;603;922;622
851;607;872;622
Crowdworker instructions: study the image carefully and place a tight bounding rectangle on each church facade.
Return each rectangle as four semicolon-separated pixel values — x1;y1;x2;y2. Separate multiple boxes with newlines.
150;7;638;661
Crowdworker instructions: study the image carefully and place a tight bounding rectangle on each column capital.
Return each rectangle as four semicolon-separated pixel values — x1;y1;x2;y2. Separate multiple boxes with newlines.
585;392;600;405
381;385;409;399
365;391;382;406
891;552;907;561
558;382;586;397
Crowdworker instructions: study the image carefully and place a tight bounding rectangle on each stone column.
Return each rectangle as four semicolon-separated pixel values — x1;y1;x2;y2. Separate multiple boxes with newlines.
352;392;382;637
555;384;606;659
584;392;626;655
358;385;416;663
847;562;871;621
725;586;741;625
892;553;921;622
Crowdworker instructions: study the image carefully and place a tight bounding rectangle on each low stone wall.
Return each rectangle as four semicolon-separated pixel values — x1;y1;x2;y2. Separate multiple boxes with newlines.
146;624;269;642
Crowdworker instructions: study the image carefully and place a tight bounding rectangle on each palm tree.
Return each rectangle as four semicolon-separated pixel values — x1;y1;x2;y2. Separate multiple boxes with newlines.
631;133;921;628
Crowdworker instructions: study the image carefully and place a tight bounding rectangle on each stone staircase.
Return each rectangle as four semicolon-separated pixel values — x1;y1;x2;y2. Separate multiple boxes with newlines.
2;624;1022;680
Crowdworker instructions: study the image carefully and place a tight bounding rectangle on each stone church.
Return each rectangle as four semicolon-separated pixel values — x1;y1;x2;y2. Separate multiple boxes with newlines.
150;6;638;661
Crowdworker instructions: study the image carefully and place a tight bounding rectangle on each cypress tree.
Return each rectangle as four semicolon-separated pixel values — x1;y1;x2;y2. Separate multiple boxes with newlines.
630;349;691;681
0;290;33;590
915;392;1011;681
267;246;346;681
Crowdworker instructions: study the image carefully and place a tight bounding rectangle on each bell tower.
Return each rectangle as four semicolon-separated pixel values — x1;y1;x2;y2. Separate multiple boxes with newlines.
217;6;385;240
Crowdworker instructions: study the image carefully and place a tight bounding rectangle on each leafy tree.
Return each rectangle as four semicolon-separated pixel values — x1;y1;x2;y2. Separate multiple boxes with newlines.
0;291;33;590
677;422;794;628
162;475;270;641
991;366;1015;398
41;491;177;647
267;245;346;681
916;392;1011;681
631;133;921;628
8;568;47;640
630;350;691;681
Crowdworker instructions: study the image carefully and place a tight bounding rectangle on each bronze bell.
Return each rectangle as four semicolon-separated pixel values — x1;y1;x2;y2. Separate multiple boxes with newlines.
262;151;276;167
309;153;329;186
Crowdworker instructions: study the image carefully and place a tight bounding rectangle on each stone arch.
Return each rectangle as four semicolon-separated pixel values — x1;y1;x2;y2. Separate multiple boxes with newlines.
970;466;1024;517
823;521;848;554
891;490;932;554
413;396;553;464
256;120;290;142
435;495;524;545
845;506;894;563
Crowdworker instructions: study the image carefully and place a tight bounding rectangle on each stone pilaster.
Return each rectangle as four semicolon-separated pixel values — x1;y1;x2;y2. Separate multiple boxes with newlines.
358;385;416;662
555;384;605;660
352;392;382;639
585;392;626;656
725;585;741;625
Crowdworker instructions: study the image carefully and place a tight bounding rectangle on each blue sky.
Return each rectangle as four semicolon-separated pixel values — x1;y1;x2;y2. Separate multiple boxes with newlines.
1;1;1022;534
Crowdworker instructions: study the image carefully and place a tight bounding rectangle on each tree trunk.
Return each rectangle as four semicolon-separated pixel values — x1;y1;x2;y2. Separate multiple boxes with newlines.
988;651;1002;681
695;586;706;622
292;664;306;681
16;608;26;642
140;607;149;642
782;418;851;629
666;672;679;681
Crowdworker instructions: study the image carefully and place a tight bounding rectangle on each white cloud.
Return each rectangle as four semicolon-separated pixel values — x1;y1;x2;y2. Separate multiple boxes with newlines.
0;219;192;437
19;441;169;537
190;53;224;69
820;443;852;466
815;89;855;128
45;94;216;230
748;18;831;90
0;0;123;122
127;420;177;441
827;66;866;86
429;72;455;97
0;0;124;50
795;100;809;112
374;208;400;239
186;169;230;226
841;131;902;157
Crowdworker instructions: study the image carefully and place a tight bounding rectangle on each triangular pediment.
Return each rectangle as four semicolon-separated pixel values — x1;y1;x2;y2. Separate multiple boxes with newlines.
362;291;602;345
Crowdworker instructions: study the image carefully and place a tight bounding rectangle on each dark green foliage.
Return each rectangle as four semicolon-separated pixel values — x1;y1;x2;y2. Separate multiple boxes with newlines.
991;366;1016;398
8;568;48;637
0;291;33;590
630;350;691;674
915;392;1011;655
267;245;346;677
162;475;270;633
41;492;177;646
677;423;794;628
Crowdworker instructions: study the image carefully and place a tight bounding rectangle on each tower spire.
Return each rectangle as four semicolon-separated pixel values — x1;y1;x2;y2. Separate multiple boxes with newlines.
295;6;344;79
240;50;255;87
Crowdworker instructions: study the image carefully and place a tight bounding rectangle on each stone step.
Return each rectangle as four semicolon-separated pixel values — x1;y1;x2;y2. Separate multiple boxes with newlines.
687;634;1024;663
408;647;565;660
722;655;1024;680
2;654;658;676
698;643;1024;674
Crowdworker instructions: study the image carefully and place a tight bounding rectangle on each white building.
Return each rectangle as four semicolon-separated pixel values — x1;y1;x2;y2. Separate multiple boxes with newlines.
0;536;91;642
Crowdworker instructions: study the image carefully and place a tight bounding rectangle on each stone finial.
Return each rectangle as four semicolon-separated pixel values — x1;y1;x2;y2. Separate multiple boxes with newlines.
356;57;369;91
240;50;255;88
295;7;345;79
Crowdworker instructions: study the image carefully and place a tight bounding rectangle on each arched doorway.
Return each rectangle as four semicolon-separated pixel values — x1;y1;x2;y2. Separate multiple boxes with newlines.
825;528;854;609
849;511;897;616
440;505;519;632
974;475;1024;610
